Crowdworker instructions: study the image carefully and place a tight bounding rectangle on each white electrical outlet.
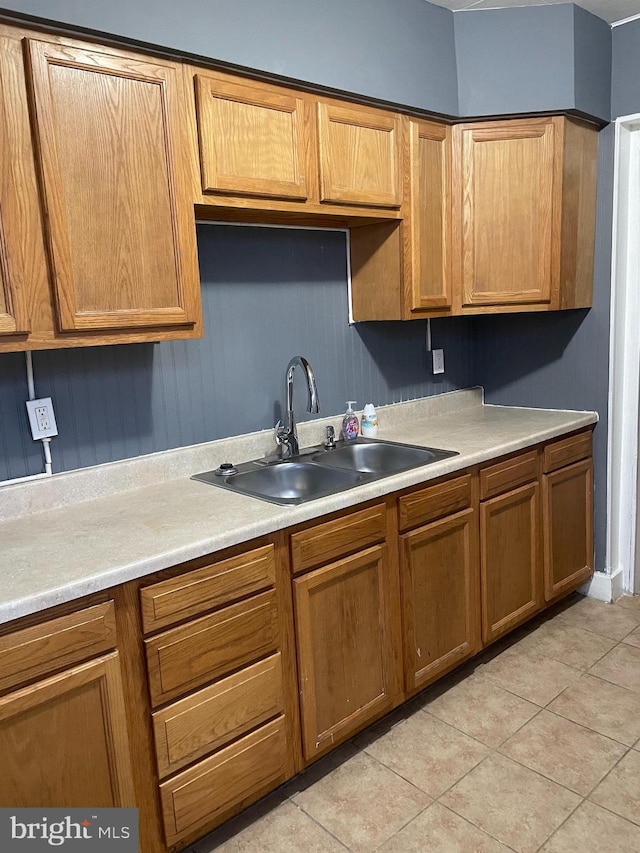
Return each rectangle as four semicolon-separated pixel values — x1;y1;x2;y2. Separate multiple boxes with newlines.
26;397;59;439
432;349;445;375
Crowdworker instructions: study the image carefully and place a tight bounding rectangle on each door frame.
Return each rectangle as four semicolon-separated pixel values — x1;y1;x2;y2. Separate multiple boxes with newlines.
607;113;640;595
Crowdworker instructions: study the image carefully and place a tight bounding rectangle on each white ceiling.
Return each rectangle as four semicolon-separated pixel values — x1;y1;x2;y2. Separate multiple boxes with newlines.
425;0;640;25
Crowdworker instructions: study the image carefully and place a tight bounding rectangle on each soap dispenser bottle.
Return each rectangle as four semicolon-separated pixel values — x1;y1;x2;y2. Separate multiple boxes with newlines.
361;403;379;438
342;401;359;440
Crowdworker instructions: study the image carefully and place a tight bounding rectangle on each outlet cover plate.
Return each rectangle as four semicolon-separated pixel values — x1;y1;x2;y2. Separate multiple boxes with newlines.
26;397;59;439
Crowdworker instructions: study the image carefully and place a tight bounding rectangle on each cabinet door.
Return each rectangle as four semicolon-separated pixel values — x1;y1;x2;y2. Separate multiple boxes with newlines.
0;43;29;335
294;545;397;761
0;652;134;807
407;119;451;312
318;102;402;208
456;118;558;308
480;482;542;644
195;74;308;201
543;458;593;601
400;508;479;693
25;39;200;332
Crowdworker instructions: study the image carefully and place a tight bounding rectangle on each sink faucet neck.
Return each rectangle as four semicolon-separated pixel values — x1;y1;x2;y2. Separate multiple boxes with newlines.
277;356;320;459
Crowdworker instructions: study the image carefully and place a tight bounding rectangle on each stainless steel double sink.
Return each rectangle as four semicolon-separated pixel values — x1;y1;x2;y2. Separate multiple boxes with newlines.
192;437;458;505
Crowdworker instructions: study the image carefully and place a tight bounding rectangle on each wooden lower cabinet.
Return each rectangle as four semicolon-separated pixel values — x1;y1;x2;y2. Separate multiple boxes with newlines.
0;652;134;808
293;544;399;761
160;716;288;847
543;457;594;601
400;507;480;692
480;481;543;644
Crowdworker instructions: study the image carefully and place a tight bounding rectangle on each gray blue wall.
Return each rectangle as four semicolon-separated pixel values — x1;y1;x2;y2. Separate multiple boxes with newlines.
0;0;459;115
0;226;475;480
612;17;640;118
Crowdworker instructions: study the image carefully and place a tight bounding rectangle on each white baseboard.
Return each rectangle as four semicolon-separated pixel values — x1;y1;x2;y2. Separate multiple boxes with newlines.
579;567;625;602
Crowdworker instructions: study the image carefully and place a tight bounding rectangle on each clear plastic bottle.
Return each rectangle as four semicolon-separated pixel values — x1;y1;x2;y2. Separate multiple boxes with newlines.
341;401;359;440
361;403;378;438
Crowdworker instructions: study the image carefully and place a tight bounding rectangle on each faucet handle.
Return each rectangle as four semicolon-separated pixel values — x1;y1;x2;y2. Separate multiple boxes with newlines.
324;425;336;449
274;421;286;445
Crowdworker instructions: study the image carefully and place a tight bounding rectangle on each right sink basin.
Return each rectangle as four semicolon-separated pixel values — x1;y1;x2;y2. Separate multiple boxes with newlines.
311;437;457;475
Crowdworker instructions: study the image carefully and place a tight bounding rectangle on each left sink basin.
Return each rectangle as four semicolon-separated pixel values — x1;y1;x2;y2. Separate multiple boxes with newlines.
192;460;367;506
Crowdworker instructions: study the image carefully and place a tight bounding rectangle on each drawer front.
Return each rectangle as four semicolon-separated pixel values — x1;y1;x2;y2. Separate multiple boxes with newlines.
153;653;284;778
145;590;279;707
543;430;592;474
0;602;116;694
140;544;276;633
291;503;386;574
480;450;538;501
160;715;288;845
398;474;472;532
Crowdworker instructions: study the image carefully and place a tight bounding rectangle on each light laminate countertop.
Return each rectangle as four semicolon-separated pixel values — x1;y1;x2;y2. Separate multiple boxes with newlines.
0;390;597;625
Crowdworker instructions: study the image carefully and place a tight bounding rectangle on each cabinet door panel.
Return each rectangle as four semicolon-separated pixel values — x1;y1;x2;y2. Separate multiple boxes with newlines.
458;119;556;307
408;120;451;311
0;652;134;808
543;458;593;601
195;75;308;201
0;43;29;335
318;103;401;208
294;545;395;760
26;40;200;331
400;508;480;692
481;482;542;643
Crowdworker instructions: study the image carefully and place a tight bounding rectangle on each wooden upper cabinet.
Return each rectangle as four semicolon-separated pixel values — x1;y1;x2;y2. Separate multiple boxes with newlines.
317;102;402;208
455;117;557;309
195;74;308;201
406;119;452;313
25;39;201;332
0;39;29;336
453;116;597;313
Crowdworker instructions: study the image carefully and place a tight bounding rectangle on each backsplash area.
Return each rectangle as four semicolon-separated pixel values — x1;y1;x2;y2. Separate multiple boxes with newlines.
0;224;475;482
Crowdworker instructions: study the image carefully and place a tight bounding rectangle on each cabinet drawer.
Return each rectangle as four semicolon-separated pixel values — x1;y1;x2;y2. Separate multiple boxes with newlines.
140;544;276;633
145;590;279;706
0;602;116;694
160;715;288;845
543;431;592;474
153;653;283;778
480;450;538;501
291;503;386;574
398;474;472;532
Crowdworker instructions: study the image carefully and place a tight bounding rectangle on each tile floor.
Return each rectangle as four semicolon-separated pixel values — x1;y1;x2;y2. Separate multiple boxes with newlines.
188;593;640;853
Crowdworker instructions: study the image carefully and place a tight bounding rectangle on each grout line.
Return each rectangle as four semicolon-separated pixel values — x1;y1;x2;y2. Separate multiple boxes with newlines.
288;801;352;850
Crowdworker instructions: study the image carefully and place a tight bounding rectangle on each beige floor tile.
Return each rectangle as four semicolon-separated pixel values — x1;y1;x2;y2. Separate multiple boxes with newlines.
548;673;640;746
541;801;640;852
292;750;430;853
589;643;640;693
622;625;640;648
554;596;639;640
425;675;539;747
358;711;489;797
590;749;640;826
440;753;580;853
499;709;626;795
476;647;581;706
614;594;640;617
194;801;348;852
516;621;617;671
377;802;512;852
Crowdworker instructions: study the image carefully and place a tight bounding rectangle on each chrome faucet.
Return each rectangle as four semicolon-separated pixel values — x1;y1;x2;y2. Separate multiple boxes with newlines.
275;356;320;459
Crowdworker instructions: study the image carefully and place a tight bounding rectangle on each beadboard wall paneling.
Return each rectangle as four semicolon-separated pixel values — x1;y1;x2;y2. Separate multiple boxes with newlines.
0;225;474;479
0;352;43;481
